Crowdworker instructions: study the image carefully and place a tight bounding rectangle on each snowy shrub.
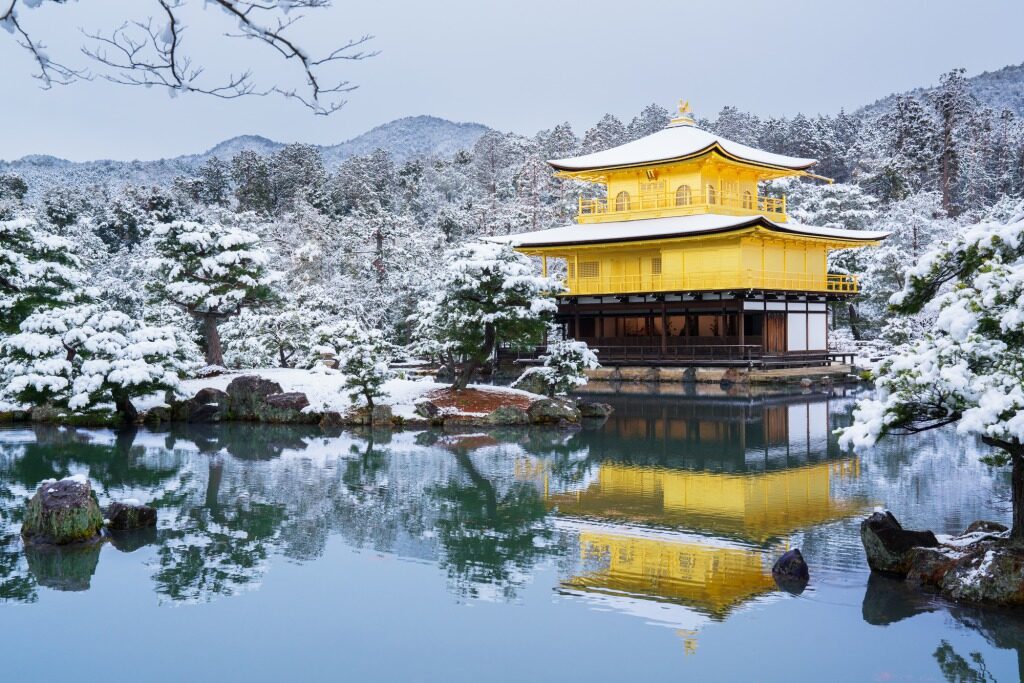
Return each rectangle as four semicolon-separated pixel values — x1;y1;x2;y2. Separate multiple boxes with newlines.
1;304;191;418
319;321;393;410
515;340;599;397
411;241;560;390
839;211;1024;539
147;217;275;366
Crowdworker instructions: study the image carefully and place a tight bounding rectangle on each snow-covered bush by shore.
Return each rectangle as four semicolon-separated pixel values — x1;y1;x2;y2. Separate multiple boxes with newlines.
515;340;599;397
317;320;394;410
1;304;192;418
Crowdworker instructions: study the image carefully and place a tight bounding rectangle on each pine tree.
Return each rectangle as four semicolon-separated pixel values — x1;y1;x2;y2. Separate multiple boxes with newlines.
930;68;976;215
626;103;671;141
581;114;627;154
197;156;233;206
412;242;558;390
231;151;274;214
270;144;328;214
147;216;275;367
0;214;88;334
325;321;392;411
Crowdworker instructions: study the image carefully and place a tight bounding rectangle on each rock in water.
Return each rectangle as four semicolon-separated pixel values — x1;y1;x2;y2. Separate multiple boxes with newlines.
226;375;284;420
772;548;810;593
773;548;810;580
106;500;157;530
964;520;1009;535
577;400;614;418
22;475;104;545
527;398;581;425
860;511;939;577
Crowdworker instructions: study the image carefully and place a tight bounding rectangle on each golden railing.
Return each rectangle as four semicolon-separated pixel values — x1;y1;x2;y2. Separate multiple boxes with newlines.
563;270;858;295
578;190;786;223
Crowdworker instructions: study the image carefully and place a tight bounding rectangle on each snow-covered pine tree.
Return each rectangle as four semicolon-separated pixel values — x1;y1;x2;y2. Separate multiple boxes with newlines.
930;68;977;215
839;209;1024;539
232;151;275;214
196;156;233;207
581;114;627;154
413;241;559;390
626;104;671;141
319;320;392;410
147;216;275;367
0;214;88;334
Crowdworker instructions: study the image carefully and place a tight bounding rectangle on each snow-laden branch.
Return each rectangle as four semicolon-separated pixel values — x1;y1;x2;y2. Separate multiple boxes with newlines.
4;0;376;114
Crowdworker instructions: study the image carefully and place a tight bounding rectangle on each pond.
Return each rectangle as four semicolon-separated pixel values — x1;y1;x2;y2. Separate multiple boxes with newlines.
0;386;1021;682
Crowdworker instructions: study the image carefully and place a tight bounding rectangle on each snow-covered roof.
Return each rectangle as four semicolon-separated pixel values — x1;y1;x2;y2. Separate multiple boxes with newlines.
549;123;816;172
492;214;890;249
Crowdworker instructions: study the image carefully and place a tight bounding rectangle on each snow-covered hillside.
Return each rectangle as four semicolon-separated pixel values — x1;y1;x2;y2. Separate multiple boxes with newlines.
859;61;1024;118
0;116;491;199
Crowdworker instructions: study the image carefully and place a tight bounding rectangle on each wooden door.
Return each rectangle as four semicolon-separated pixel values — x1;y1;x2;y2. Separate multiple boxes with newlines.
765;313;786;353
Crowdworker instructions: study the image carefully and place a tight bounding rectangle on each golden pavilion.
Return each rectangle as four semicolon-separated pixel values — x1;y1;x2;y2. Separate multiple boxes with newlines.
504;102;889;367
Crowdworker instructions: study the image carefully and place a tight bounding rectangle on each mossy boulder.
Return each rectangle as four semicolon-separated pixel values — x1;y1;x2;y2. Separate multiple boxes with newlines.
577;400;614;418
860;510;938;576
22;476;104;545
484;405;530;425
226;375;284;420
106;500;157;530
512;368;551;397
527;398;581;425
259;392;315;423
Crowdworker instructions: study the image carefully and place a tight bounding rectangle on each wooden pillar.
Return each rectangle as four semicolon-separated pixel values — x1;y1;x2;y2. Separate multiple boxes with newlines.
541;255;548;278
573;298;580;341
738;303;745;361
660;299;668;354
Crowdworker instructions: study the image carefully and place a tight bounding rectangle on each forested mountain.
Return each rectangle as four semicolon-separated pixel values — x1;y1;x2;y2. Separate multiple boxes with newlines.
0;116;491;199
859;61;1024;118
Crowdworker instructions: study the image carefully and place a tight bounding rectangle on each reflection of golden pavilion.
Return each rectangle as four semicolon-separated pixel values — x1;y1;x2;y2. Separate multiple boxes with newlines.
551;458;863;628
563;523;780;619
548;459;861;543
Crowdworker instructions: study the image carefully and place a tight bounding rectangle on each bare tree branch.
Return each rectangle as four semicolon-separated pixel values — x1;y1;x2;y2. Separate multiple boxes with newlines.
3;0;376;113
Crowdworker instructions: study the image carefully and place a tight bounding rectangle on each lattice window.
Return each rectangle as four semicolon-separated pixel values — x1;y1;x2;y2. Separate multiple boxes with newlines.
706;184;717;205
675;185;692;206
580;261;600;278
651;257;662;275
615;191;631;212
742;190;753;209
567;261;576;279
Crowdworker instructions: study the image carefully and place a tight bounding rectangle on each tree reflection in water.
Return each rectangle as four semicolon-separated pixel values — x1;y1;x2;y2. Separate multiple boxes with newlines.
862;573;1024;681
427;432;556;600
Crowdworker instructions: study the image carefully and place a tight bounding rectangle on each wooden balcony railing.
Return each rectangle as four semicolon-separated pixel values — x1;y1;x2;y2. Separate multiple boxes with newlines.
563;270;858;296
578;189;787;224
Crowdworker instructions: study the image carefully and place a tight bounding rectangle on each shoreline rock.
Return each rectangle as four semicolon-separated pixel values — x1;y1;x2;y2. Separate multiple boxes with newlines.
8;374;614;431
861;511;1023;608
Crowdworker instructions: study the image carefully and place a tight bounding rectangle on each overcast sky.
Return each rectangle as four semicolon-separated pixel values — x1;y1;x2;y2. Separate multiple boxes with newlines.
2;0;1023;162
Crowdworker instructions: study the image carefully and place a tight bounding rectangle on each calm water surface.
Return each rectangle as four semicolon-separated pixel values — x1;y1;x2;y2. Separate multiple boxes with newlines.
0;386;1021;682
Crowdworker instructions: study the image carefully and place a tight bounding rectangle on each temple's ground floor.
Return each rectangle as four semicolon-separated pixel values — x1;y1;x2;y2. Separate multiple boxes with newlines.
504;290;854;369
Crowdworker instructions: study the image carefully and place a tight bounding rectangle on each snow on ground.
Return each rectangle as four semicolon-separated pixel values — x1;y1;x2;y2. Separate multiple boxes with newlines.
136;367;541;419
